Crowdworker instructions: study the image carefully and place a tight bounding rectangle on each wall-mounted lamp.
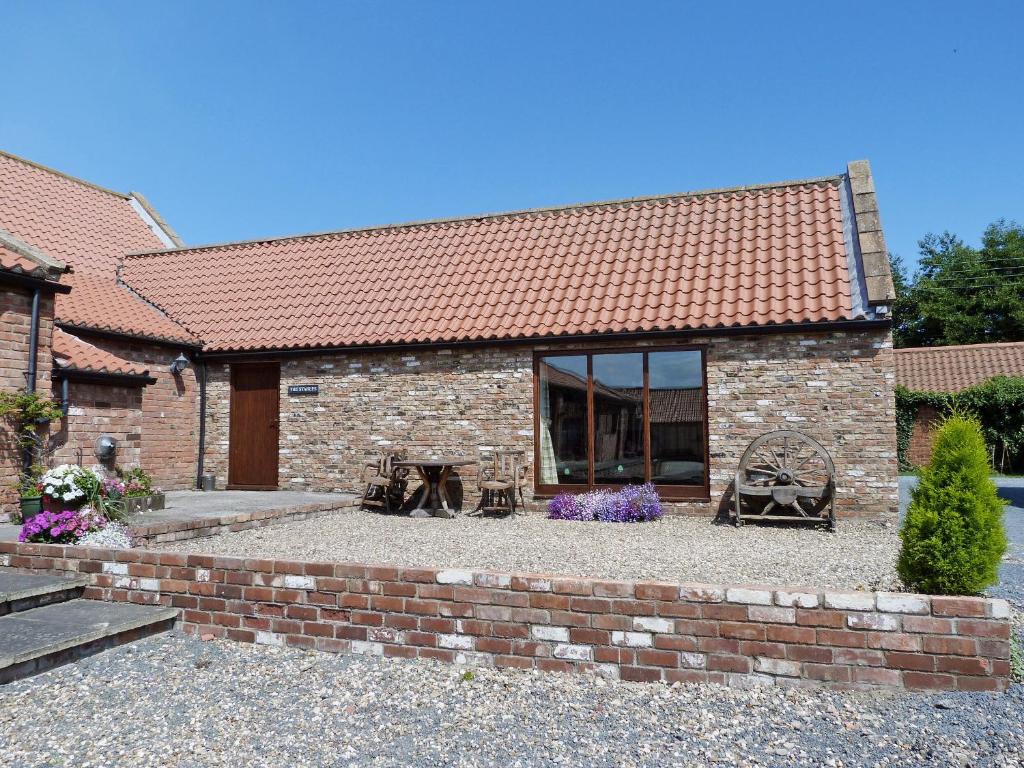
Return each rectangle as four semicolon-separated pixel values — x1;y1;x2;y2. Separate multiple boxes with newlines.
170;353;190;375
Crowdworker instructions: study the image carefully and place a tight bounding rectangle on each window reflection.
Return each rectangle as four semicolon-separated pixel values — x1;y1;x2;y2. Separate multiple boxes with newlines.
648;350;705;486
538;356;588;484
592;353;645;484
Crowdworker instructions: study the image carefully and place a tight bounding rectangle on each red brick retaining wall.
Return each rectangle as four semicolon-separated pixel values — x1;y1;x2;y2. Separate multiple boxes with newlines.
0;543;1010;692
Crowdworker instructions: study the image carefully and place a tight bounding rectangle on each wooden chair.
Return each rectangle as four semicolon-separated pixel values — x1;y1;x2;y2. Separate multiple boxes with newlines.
513;457;531;512
360;449;408;514
470;450;521;517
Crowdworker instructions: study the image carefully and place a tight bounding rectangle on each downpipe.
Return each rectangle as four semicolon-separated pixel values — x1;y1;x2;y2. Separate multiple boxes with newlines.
22;287;42;472
195;356;208;488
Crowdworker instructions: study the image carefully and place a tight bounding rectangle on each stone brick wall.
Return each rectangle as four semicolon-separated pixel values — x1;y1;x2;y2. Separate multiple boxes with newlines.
49;380;144;469
0;542;1010;692
204;328;897;519
908;404;942;467
64;335;199;490
0;284;55;511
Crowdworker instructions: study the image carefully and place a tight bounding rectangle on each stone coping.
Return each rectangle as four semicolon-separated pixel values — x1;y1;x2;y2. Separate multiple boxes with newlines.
129;499;357;544
0;541;1011;693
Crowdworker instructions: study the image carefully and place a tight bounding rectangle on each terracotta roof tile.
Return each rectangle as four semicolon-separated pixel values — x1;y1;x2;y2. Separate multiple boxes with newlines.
0;150;193;343
124;176;863;352
52;329;150;378
57;272;199;345
0;151;167;274
0;244;59;281
895;341;1024;392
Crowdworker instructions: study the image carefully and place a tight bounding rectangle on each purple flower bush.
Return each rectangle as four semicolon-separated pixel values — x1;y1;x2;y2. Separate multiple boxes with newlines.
548;483;662;523
19;507;107;544
102;476;126;499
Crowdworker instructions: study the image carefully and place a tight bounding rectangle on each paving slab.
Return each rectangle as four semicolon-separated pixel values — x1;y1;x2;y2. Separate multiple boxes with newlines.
131;490;355;525
0;599;177;674
0;571;89;612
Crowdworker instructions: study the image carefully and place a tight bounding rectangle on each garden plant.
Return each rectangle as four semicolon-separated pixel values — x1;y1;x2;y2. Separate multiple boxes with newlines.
898;413;1007;595
548;483;663;522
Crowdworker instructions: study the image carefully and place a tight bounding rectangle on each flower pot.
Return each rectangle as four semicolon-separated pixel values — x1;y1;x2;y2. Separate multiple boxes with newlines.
41;495;84;513
122;493;166;517
20;496;42;522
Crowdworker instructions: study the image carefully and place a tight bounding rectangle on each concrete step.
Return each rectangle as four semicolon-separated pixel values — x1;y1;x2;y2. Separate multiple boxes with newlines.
0;599;178;684
0;570;90;615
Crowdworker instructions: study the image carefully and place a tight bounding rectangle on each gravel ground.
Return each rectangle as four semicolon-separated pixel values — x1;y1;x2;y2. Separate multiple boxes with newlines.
1;632;1021;768
157;512;902;591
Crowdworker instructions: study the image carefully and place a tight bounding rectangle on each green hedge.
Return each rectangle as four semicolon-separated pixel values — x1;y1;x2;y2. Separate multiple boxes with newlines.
896;376;1024;472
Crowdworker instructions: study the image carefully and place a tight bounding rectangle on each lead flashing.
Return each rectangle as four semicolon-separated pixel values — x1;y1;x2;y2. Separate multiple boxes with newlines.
129;192;184;248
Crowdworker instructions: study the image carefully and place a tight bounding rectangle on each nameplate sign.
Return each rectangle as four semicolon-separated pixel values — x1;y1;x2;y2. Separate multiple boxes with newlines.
287;385;319;396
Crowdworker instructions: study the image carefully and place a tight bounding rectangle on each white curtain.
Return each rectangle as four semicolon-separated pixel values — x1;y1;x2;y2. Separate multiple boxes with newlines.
538;374;559;484
539;418;558;484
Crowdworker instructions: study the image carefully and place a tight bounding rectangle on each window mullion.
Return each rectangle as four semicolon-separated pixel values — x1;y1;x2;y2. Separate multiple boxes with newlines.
586;354;595;488
643;352;651;483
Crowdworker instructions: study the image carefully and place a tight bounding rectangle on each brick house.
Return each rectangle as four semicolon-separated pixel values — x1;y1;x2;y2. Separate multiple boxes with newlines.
0;151;200;510
896;341;1024;466
2;152;899;519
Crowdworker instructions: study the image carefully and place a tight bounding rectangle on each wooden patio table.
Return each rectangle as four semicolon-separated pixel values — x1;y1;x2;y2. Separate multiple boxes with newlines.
393;457;476;518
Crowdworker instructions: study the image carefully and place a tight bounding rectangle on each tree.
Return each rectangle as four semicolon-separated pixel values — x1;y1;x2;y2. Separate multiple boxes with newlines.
898;414;1007;595
889;252;921;348
891;220;1024;348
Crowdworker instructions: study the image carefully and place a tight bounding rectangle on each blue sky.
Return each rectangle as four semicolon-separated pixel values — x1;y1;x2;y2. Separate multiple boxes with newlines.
3;1;1021;270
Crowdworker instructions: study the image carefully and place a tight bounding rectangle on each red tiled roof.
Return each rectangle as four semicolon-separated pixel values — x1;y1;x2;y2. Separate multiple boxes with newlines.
52;329;151;378
895;341;1024;393
0;150;193;344
124;176;862;352
57;272;199;345
0;244;58;281
0;151;169;274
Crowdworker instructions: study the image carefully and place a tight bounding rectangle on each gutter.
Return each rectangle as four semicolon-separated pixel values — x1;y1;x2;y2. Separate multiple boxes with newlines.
51;369;157;386
202;318;894;361
0;270;71;293
55;322;202;350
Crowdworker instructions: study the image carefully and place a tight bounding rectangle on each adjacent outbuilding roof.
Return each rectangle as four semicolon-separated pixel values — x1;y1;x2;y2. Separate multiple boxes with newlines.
0;244;61;283
895;341;1024;392
58;272;199;345
52;329;153;380
0;150;194;344
123;162;890;353
0;228;67;286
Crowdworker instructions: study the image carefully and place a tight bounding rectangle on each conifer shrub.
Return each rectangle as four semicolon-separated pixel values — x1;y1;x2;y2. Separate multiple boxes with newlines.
898;414;1007;595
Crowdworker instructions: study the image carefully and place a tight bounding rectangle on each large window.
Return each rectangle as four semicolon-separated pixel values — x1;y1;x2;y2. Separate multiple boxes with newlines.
535;347;708;498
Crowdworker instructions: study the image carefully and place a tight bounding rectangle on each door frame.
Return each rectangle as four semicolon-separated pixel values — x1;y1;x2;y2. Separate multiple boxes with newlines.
227;361;281;490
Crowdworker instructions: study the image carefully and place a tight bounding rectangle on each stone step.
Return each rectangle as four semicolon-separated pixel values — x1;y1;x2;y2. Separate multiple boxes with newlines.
0;570;90;615
0;599;178;684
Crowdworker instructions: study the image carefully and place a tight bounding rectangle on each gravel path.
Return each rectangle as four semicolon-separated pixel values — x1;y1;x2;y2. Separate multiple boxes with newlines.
2;632;1021;767
158;512;901;590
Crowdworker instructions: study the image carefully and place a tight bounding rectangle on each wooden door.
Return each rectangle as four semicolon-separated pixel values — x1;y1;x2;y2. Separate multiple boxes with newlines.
228;362;280;489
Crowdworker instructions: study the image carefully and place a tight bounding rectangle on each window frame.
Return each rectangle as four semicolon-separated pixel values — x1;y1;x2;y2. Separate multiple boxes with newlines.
532;345;710;500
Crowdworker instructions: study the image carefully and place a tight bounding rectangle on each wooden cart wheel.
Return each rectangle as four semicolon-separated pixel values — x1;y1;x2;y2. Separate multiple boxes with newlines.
734;430;836;528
